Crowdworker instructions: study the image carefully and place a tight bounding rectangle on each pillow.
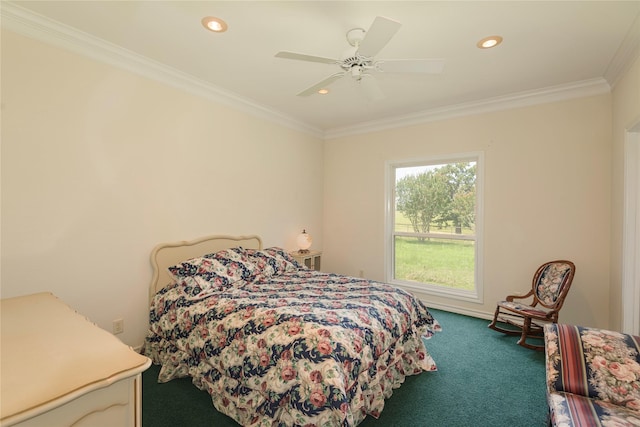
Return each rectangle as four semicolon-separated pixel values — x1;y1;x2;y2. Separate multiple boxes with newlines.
264;247;303;269
177;275;224;297
246;247;302;278
167;247;256;288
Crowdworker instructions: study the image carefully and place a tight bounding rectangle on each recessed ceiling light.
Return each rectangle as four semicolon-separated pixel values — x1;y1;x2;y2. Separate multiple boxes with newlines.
202;16;228;33
318;89;329;95
477;35;503;49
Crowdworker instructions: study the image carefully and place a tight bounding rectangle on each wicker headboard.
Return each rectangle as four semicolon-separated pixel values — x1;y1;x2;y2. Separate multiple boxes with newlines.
149;234;263;302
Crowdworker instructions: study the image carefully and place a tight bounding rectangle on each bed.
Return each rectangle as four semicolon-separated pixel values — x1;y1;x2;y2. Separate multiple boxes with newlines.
143;234;441;426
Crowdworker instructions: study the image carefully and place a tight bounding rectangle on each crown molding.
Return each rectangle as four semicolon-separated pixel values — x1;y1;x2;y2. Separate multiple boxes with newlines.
604;11;640;89
324;78;611;140
0;2;324;139
1;2;620;142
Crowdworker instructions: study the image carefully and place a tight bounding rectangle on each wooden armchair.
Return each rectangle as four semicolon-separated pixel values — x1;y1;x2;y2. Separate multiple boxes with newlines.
488;260;576;350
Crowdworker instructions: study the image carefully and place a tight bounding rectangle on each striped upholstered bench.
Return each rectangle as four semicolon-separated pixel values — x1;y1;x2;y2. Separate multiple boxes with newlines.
544;323;640;426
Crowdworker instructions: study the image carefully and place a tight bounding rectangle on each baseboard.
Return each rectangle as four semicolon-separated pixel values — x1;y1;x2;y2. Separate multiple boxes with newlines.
420;299;494;321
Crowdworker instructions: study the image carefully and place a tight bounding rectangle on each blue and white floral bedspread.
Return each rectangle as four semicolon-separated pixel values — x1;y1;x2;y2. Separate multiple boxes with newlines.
145;268;440;427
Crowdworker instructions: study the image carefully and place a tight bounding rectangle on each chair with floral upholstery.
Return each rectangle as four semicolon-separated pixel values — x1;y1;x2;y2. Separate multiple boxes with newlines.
488;260;576;350
544;323;640;426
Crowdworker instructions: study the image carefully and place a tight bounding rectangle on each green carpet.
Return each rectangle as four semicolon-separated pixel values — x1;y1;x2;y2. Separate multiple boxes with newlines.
142;309;548;426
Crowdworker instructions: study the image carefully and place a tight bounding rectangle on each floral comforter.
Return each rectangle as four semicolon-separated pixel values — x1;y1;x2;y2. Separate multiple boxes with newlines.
145;263;440;427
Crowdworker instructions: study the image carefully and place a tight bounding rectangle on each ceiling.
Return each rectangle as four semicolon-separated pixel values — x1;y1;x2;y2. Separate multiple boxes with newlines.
4;1;640;137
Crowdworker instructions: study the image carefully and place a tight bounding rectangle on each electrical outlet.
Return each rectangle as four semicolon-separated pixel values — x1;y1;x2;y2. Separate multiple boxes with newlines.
113;318;124;335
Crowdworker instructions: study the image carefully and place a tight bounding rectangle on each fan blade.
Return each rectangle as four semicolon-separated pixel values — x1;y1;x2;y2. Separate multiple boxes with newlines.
376;59;445;74
297;72;345;97
358;75;385;101
275;51;338;65
357;16;402;58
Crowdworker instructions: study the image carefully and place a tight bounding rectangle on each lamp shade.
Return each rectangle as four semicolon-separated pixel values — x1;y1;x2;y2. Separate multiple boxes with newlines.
296;229;312;252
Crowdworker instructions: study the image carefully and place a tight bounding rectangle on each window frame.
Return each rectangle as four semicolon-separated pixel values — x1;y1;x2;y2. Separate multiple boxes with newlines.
384;151;484;303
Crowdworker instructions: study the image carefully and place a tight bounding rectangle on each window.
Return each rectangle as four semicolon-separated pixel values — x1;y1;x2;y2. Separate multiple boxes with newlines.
385;152;483;303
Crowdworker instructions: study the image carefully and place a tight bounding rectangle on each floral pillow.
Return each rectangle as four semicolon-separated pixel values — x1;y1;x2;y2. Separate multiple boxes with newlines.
246;247;302;278
167;247;256;289
176;275;223;298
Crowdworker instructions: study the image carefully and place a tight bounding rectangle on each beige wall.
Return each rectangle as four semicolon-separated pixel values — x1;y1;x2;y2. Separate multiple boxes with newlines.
323;95;613;329
1;30;324;346
610;55;640;330
2;25;636;347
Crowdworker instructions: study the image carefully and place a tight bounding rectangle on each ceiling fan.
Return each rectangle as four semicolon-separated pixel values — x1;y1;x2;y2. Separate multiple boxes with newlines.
275;16;445;100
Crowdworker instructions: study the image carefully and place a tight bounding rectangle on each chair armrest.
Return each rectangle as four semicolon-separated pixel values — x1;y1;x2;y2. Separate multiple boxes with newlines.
505;290;534;302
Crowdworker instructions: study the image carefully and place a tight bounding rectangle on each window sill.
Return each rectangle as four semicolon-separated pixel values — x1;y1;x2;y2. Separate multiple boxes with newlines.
390;279;483;304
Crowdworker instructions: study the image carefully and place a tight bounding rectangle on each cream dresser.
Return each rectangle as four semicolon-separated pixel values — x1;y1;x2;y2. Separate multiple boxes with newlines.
0;292;151;426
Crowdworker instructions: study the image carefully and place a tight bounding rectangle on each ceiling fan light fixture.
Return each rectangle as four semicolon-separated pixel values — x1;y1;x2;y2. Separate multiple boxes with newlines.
317;89;329;95
477;35;503;49
202;16;228;33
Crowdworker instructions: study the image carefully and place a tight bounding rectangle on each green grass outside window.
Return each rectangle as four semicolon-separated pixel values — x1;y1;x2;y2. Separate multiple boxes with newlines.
394;236;474;290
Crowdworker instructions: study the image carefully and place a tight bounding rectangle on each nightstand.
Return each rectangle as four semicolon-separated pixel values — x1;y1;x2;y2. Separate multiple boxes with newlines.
290;250;322;271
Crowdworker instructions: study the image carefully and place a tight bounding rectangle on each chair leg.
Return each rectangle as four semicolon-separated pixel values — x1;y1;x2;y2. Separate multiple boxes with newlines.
488;305;501;330
488;307;522;336
517;317;531;346
517;317;545;351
